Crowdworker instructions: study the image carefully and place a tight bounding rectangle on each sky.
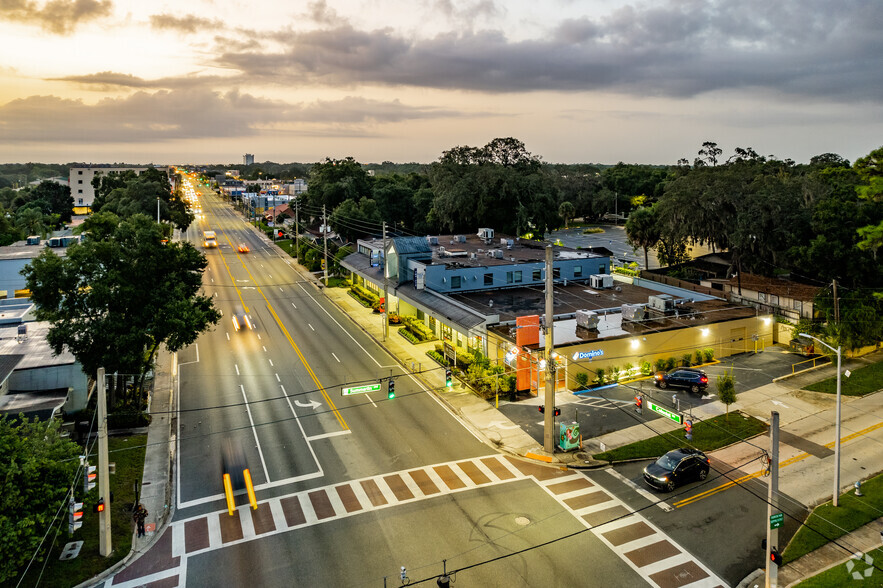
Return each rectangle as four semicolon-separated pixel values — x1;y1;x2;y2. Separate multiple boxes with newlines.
1;0;881;166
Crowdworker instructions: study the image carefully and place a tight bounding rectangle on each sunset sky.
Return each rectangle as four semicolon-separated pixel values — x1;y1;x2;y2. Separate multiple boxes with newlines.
1;0;881;166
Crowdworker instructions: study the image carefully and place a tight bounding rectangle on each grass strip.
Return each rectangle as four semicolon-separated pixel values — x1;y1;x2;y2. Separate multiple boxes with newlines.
784;471;883;564
17;434;147;588
794;546;883;587
804;360;883;396
592;411;767;462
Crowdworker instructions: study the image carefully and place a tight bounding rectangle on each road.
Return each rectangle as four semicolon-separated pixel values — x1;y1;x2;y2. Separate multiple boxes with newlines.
109;181;730;588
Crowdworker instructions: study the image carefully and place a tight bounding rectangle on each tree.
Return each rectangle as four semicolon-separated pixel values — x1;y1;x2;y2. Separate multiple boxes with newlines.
30;180;74;223
22;213;221;405
15;206;46;237
716;370;737;422
0;416;80;583
558;201;576;228
696;141;723;167
92;168;192;231
625;206;660;269
307;157;372;210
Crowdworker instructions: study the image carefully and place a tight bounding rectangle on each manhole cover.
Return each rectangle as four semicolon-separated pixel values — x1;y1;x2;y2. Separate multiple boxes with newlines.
575;452;589;461
514;516;531;526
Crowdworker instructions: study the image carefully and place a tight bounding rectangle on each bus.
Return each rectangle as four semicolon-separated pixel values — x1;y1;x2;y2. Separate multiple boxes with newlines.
203;230;218;248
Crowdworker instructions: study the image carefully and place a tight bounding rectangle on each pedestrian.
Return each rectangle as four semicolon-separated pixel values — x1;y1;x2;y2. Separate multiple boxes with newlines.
134;504;148;538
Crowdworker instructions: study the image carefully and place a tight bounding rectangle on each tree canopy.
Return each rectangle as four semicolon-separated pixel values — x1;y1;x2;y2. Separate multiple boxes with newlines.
0;416;80;583
92;168;192;231
22;213;220;402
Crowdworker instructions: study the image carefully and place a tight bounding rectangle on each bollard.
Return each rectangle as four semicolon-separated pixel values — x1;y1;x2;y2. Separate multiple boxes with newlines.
855;480;863;496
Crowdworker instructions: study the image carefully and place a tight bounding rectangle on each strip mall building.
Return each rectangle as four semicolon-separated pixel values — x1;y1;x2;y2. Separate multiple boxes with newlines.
342;231;771;392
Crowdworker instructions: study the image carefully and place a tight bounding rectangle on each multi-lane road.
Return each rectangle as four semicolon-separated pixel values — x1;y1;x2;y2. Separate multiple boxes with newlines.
111;183;735;587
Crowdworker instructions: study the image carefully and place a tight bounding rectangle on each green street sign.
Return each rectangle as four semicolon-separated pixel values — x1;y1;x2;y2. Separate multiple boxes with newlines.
770;512;784;530
647;401;683;425
341;383;382;396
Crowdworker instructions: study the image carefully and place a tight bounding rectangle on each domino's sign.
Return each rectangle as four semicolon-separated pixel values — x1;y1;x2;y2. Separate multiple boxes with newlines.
572;349;604;361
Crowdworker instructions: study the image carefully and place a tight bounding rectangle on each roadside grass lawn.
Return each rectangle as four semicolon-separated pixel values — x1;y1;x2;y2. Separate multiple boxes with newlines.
16;434;147;588
275;238;294;256
783;470;883;564
592;411;767;462
795;548;883;587
804;359;883;396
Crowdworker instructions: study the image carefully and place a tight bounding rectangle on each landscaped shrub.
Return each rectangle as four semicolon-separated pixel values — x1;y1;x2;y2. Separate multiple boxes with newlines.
623;363;634;378
351;284;378;306
401;316;436;342
399;328;419;344
665;357;677;371
694;350;703;365
682;353;693;367
641;361;653;375
703;348;715;362
610;366;620;381
594;368;606;385
654;359;667;372
575;372;590;389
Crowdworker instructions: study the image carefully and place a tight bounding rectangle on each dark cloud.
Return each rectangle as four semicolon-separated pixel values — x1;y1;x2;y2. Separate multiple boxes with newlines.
209;0;883;102
0;90;460;143
149;13;223;33
47;71;235;91
0;0;112;34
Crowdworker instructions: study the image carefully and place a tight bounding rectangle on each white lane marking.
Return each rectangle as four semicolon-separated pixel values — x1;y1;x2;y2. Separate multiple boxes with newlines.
268;358;274;367
257;333;261;340
291;302;297;309
240;384;270;482
263;346;267;352
211;278;214;283
297;284;384;368
280;287;283;292
331;352;340;363
294;399;321;410
606;468;674;512
275;373;281;382
309;324;315;331
226;332;230;341
305;430;351;442
365;394;377;408
235;364;239;375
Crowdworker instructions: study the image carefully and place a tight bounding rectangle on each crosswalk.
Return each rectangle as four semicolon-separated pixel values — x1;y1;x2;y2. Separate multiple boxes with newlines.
107;455;726;588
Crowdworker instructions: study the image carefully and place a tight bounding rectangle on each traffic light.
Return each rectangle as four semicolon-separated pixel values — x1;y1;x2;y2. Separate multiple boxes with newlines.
684;419;693;441
635;395;643;414
538;405;545;413
553;407;561;417
84;463;97;493
94;498;105;513
445;368;452;387
68;498;83;534
388;378;396;400
770;547;782;566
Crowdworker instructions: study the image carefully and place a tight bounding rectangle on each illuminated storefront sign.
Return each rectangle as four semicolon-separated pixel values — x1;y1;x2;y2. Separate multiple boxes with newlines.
572;349;604;361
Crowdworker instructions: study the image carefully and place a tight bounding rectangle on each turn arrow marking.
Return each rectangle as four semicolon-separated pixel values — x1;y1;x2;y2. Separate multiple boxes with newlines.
294;399;322;410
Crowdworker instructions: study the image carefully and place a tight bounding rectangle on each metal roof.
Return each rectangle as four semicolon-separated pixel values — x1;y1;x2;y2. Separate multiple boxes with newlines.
392;237;431;255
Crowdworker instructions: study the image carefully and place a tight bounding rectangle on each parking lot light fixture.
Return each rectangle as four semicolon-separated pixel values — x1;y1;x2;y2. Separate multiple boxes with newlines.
799;332;842;507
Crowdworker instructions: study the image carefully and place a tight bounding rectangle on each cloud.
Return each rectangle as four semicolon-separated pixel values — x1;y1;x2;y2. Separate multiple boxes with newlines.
0;90;461;143
47;71;235;91
208;0;883;103
149;13;224;32
0;0;112;34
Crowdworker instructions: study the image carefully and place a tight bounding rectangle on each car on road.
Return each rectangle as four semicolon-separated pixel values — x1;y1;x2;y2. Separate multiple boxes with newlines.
654;368;709;394
643;448;710;492
237;243;249;253
231;313;253;332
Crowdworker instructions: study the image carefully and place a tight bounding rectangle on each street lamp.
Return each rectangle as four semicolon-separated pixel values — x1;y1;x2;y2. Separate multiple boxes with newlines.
799;332;842;506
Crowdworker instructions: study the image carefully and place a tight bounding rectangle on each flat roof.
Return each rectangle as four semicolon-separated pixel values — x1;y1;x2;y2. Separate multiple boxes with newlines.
0;322;76;369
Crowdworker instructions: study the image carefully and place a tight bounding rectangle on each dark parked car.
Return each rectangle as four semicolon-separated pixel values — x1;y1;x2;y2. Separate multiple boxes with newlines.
643;448;710;492
654;368;708;394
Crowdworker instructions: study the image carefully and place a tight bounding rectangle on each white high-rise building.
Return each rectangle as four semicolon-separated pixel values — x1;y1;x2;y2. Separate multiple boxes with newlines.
243;153;255;165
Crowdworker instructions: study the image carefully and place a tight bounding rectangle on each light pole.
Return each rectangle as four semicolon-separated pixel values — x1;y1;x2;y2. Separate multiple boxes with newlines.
799;332;842;506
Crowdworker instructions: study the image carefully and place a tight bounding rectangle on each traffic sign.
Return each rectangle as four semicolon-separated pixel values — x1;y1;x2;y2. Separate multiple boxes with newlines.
770;512;784;529
341;383;382;396
647;401;684;425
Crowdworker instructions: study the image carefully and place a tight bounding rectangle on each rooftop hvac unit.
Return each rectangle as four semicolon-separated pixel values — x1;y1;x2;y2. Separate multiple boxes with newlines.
455;235;466;243
48;237;63;248
477;228;494;241
622;304;647;321
576;310;599;330
648;294;675;313
427;236;438;245
62;236;80;246
26;236;41;245
590;274;613;289
438;246;446;256
494;250;504;259
469;253;476;259
505;239;514;249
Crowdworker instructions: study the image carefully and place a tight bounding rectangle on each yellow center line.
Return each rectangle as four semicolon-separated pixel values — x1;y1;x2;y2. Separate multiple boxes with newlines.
210;211;349;431
674;419;883;508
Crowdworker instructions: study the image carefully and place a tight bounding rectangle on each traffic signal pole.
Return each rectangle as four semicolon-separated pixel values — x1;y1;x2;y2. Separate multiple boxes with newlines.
543;245;555;453
765;411;779;588
97;368;112;556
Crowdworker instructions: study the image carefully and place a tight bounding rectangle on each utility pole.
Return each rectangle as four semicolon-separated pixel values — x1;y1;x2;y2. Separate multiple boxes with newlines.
322;204;329;286
832;279;839;325
382;222;389;342
97;368;112;556
765;411;779;588
294;198;300;263
543;244;555;453
156;198;160;224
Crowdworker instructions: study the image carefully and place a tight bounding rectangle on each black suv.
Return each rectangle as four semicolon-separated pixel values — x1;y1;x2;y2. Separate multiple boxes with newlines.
654;368;708;394
643;448;710;492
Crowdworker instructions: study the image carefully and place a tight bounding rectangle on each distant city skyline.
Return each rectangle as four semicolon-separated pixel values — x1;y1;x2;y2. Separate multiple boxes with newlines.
1;0;881;165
